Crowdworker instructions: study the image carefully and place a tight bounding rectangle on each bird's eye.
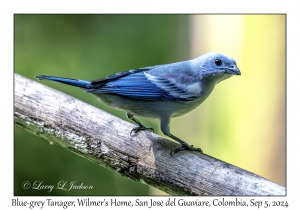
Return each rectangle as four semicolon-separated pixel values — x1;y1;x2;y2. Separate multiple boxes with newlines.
215;59;222;66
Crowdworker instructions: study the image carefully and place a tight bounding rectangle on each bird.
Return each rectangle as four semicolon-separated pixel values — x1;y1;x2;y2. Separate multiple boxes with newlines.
35;52;241;156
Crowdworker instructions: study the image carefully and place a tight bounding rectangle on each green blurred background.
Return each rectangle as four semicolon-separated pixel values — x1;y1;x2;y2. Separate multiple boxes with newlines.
14;14;285;195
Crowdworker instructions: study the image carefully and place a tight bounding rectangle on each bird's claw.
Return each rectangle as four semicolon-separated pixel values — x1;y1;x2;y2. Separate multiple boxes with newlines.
130;126;154;136
170;143;203;156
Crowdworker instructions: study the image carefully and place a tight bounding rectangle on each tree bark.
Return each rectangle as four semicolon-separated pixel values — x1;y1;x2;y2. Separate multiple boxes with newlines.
14;73;285;196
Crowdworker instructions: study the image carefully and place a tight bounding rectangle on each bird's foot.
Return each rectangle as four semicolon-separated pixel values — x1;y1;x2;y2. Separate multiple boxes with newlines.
130;125;154;136
127;112;154;136
170;143;203;156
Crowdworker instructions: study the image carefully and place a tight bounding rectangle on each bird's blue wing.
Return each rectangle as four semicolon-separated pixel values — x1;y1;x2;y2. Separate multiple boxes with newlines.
86;67;199;102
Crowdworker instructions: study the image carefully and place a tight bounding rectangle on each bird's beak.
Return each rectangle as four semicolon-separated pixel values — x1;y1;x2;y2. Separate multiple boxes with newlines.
225;66;241;75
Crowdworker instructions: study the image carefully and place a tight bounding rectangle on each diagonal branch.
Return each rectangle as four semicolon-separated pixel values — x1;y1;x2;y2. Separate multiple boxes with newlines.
14;73;285;196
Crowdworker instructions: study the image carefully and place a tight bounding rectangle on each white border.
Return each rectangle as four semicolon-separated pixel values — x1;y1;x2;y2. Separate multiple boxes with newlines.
2;0;299;208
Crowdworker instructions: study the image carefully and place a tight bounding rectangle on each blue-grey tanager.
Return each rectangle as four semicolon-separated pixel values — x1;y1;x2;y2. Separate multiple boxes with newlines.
36;52;240;156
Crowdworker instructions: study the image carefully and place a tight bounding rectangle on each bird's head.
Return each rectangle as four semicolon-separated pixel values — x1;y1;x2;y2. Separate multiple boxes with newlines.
191;52;241;84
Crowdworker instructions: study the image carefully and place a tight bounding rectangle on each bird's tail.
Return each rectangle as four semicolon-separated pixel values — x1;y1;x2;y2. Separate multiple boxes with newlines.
35;75;92;89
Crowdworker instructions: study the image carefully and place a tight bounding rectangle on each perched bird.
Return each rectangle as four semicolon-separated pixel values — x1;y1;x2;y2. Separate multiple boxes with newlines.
36;52;240;156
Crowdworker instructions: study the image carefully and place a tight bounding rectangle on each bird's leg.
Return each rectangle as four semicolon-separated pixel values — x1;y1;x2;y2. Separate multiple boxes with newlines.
160;117;203;156
126;113;154;135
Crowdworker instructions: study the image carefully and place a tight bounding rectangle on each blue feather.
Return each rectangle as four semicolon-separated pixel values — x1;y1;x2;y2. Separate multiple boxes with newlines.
86;71;184;101
35;75;92;88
